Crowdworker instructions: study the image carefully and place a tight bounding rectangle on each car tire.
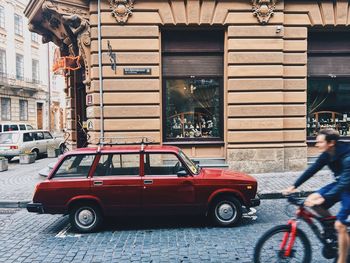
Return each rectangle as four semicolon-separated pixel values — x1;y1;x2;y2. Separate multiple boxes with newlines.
69;204;102;233
31;149;39;160
209;196;242;227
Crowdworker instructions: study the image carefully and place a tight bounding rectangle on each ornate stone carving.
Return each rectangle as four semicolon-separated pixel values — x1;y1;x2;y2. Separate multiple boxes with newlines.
252;0;277;25
28;1;91;87
109;0;135;24
62;14;91;87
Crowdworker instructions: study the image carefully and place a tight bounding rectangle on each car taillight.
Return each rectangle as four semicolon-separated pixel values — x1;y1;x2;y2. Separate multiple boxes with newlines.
10;146;18;149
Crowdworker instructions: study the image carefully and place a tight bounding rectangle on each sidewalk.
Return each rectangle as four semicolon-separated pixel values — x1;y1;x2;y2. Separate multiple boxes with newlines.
0;158;334;208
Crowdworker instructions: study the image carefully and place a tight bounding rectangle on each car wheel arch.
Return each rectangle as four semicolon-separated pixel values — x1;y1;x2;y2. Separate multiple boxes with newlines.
67;197;104;215
207;190;245;212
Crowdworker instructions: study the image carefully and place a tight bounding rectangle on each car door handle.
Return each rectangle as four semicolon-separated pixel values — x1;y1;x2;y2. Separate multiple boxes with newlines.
144;179;153;185
93;181;103;186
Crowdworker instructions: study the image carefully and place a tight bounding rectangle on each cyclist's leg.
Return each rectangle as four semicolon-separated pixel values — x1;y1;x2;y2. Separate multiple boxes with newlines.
335;192;350;263
312;182;339;217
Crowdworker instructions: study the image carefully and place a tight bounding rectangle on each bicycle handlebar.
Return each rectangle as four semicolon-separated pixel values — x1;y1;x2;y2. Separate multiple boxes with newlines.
287;195;305;207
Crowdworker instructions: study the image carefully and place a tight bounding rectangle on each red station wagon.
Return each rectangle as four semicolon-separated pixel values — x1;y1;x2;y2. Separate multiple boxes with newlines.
27;144;260;232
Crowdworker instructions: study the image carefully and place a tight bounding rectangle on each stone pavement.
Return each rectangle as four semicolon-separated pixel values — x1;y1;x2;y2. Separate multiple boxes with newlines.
0;156;335;207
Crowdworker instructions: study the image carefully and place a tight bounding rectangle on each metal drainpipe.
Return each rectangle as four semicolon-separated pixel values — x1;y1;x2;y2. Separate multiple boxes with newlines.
97;0;104;141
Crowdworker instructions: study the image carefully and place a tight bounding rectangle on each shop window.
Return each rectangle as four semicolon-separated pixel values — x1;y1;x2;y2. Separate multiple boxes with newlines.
165;78;222;140
162;30;224;142
307;79;350;137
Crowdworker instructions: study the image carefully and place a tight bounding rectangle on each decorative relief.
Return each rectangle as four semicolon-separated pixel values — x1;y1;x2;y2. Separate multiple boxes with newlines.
28;0;91;87
109;0;135;24
252;0;277;25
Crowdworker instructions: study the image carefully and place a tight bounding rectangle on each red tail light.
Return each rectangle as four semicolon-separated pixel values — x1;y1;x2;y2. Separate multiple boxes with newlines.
10;146;18;149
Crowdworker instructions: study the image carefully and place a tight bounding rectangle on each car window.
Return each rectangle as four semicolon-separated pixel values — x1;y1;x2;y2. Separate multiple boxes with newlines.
10;125;19;131
144;153;185;176
53;155;95;178
0;133;20;144
33;132;44;140
19;125;26;130
26;125;34;130
43;132;53;139
23;133;33;142
0;124;2;132
94;153;139;177
3;125;9;132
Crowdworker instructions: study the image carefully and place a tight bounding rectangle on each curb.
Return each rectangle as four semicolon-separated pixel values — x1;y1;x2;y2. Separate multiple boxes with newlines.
258;191;313;200
0;201;30;208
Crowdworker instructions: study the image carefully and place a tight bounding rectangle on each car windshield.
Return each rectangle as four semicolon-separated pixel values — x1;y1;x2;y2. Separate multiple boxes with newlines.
179;150;200;175
0;133;20;144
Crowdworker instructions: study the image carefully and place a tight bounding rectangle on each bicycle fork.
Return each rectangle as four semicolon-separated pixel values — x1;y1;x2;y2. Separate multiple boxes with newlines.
280;219;298;257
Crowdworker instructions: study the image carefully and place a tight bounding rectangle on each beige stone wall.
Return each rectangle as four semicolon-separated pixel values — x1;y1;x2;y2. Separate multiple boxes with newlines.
84;0;350;172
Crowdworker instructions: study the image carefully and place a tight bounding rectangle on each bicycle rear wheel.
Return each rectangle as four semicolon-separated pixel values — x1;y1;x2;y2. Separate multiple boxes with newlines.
254;224;312;263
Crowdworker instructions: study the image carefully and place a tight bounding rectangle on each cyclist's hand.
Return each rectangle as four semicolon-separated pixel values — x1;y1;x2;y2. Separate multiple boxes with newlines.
304;193;325;207
282;186;298;195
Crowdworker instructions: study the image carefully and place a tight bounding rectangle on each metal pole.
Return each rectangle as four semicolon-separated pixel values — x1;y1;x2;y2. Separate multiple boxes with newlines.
98;0;104;139
47;44;51;131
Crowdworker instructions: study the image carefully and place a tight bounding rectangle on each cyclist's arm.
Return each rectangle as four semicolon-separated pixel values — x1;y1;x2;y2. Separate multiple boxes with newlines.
322;155;350;201
294;152;328;188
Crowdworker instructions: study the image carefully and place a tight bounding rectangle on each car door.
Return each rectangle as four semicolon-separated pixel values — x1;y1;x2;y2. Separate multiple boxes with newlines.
32;132;46;153
44;154;95;212
90;152;142;216
142;152;197;215
43;131;55;150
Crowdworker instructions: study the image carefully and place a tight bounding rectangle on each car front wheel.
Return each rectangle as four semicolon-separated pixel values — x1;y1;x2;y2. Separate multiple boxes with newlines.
69;204;102;233
210;196;242;227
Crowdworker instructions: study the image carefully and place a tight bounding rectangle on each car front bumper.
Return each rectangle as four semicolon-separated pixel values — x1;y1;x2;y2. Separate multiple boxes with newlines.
27;203;44;214
249;196;261;207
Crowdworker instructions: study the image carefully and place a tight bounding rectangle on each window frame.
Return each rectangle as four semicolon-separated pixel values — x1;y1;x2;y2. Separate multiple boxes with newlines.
143;152;191;177
19;99;28;121
51;154;96;179
1;97;11;121
0;49;6;76
32;59;39;83
162;76;224;143
14;14;23;36
93;152;141;177
0;6;4;29
16;54;24;80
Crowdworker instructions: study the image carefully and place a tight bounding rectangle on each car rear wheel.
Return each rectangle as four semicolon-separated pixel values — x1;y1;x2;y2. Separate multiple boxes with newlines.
31;149;39;160
210;196;242;227
69;204;102;233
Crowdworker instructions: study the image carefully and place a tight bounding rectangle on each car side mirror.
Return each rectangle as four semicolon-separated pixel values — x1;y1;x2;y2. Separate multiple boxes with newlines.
177;170;188;177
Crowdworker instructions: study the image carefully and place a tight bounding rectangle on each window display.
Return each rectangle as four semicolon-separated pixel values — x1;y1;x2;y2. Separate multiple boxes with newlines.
164;78;222;141
307;79;350;137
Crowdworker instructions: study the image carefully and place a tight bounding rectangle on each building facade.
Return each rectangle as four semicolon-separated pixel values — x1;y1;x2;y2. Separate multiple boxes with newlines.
24;0;350;173
0;0;52;129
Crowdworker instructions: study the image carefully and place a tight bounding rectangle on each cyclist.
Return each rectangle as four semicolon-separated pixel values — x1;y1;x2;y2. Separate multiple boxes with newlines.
283;129;350;263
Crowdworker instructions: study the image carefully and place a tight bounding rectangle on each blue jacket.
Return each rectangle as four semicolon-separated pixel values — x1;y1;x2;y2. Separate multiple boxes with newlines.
294;142;350;200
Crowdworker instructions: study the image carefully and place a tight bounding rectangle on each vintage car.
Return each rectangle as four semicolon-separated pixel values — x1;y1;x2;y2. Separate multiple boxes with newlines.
0;130;65;160
27;145;259;233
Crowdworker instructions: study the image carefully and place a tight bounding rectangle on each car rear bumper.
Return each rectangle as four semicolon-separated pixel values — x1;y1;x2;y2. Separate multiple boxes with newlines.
27;203;44;214
249;196;260;207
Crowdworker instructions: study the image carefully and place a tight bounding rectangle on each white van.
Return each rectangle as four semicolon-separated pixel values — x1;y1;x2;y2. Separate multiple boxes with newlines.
0;130;65;160
0;123;35;132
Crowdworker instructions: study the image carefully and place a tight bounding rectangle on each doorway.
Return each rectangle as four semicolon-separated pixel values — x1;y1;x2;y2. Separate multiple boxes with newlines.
37;102;43;129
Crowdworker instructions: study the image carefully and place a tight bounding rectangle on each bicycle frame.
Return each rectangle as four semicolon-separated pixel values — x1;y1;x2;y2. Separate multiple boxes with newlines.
281;206;337;257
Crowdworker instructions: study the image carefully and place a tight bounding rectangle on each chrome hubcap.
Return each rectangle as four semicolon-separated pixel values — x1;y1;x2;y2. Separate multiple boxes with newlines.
217;203;235;221
77;209;95;227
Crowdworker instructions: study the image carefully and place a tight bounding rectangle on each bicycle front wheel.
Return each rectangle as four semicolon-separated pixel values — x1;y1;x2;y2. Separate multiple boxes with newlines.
253;224;312;263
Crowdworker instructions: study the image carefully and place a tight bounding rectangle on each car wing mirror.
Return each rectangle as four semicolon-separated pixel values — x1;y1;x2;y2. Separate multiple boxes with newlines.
177;170;188;177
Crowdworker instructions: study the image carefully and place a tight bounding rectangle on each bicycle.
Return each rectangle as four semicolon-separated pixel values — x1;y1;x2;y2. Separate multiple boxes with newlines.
253;195;350;263
60;130;71;153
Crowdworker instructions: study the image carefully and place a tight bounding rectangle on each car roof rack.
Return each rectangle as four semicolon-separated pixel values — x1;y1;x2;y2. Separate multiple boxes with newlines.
96;136;153;152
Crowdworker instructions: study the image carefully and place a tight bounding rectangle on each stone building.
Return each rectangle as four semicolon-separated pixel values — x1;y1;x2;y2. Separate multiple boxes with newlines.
0;0;51;130
24;0;350;173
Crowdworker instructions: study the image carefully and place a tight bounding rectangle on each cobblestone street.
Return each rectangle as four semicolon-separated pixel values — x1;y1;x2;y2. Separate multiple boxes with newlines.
0;199;336;263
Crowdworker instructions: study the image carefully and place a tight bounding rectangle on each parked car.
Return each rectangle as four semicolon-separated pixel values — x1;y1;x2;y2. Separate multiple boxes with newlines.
27;145;260;233
0;123;34;132
0;130;65;160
